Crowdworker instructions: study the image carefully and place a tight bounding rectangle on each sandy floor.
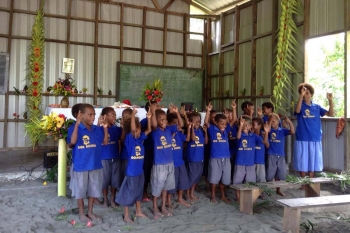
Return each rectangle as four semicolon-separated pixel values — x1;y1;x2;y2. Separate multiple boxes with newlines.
1;179;350;233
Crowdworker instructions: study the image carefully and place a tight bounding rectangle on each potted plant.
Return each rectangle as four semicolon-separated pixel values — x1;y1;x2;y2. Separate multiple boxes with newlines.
82;87;88;94
240;88;246;96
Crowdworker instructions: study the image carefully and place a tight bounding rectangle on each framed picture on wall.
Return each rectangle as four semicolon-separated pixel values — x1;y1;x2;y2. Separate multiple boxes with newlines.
62;58;74;74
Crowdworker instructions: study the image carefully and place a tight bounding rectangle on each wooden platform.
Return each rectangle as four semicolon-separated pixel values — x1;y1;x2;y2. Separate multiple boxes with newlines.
277;195;350;233
230;178;338;215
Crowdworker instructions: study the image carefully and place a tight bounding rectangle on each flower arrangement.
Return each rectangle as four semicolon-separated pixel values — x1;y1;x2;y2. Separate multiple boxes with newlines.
140;79;164;102
51;75;76;97
40;112;75;140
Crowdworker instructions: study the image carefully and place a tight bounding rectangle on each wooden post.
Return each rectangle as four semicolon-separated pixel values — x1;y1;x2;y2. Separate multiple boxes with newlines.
3;0;14;148
282;207;301;233
163;12;168;66
93;0;100;105
141;7;146;64
183;13;188;68
345;0;350;169
305;183;321;197
66;0;72;58
239;189;261;215
271;0;278;93
233;7;240;97
219;13;225;110
251;0;257;98
207;18;212;103
303;0;310;82
120;3;124;62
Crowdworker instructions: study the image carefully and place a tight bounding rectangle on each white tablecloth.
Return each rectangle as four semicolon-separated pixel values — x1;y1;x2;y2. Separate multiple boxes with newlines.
45;107;206;126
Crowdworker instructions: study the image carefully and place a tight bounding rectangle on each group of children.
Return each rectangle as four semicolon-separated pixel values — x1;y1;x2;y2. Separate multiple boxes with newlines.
66;99;295;223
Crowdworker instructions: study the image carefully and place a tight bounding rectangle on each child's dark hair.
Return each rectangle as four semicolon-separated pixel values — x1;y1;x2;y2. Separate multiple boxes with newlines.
122;108;132;117
167;113;178;124
155;109;166;119
123;117;141;134
298;83;314;95
214;113;227;122
71;103;82;118
79;103;93;113
144;100;157;112
210;110;217;114
252;117;263;130
239;115;252;124
188;112;201;122
268;113;280;121
262;102;274;112
241;101;254;111
101;107;115;116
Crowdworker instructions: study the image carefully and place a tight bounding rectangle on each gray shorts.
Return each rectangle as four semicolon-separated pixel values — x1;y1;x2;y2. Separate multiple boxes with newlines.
255;164;266;183
69;164;76;197
266;154;286;181
73;169;103;199
233;165;256;184
102;159;121;190
208;158;231;185
151;163;175;197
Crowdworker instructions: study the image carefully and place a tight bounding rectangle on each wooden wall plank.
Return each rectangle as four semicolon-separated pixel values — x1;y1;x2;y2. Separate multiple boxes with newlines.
251;0;257;99
163;12;168;66
183;13;188;67
120;3;124;62
141;7;146;64
234;6;240;97
93;0;100;105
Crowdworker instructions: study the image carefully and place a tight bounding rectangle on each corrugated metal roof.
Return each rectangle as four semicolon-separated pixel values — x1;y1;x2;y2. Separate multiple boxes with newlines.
192;0;250;14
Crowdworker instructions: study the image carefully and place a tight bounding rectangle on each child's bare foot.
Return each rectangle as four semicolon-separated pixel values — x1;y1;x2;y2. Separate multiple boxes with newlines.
221;197;231;204
87;213;102;221
276;190;285;196
161;206;173;216
135;211;147;218
110;201;118;208
177;199;191;207
190;195;199;201
153;209;163;219
79;214;91;223
166;203;174;210
103;201;108;208
124;216;134;223
210;197;218;203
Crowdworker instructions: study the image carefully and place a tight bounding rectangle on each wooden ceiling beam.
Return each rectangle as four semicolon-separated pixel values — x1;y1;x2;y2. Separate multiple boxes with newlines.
181;0;213;15
212;0;249;14
162;0;175;12
151;0;161;11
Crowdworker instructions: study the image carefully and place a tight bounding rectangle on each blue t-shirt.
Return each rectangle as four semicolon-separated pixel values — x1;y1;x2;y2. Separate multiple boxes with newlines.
208;124;230;159
254;133;265;165
70;123;104;172
267;127;290;156
141;118;153;152
186;128;205;162
152;125;177;165
235;132;262;166
101;125;122;160
295;101;327;142
120;144;128;160
172;131;187;167
262;115;269;123
125;132;147;176
229;124;238;156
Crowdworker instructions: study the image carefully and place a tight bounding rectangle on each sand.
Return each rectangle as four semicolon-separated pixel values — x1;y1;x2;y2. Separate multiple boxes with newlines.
1;178;350;233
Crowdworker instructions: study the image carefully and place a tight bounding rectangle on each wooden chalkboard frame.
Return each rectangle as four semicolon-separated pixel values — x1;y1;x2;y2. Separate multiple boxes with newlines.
116;62;204;110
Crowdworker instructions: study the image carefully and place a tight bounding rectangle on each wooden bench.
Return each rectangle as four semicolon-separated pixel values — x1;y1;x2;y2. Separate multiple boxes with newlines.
230;177;337;215
277;195;350;233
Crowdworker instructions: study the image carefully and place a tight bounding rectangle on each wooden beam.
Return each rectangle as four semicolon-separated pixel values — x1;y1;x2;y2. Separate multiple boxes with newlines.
151;0;161;11
251;0;257;97
66;0;72;62
183;13;188;67
303;0;310;82
162;0;175;12
207;18;212;102
181;0;213;15
163;12;168;65
93;0;100;105
120;3;124;62
233;7;240;97
3;0;14;148
271;0;278;94
219;13;225;110
141;7;146;64
213;0;248;15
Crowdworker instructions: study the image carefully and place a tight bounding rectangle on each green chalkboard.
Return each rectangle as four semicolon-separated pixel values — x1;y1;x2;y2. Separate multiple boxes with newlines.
116;62;203;109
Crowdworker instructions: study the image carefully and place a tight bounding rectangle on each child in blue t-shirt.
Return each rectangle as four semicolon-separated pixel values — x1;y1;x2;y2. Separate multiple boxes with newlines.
69;104;108;223
252;117;267;183
150;104;184;218
204;101;236;203
120;108;133;181
166;112;191;208
186;112;208;201
265;113;295;196
116;108;151;223
100;107;122;208
234;116;268;202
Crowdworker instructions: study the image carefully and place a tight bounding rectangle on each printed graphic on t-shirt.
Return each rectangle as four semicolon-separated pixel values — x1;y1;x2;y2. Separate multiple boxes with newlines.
172;138;181;150
78;135;97;149
157;136;171;149
242;139;247;148
131;146;144;160
271;132;281;142
238;138;253;151
304;109;315;118
213;132;227;143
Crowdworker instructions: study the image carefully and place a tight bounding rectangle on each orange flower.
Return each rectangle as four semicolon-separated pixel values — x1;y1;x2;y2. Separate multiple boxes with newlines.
32;89;39;97
32;81;38;86
34;67;40;72
33;74;39;79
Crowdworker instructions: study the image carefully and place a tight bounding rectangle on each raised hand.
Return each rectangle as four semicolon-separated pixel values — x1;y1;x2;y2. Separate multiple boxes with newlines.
326;92;333;101
257;107;262;117
170;103;178;113
202;125;207;132
132;107;138;115
98;115;104;125
300;86;307;96
223;108;229;118
231;99;237;109
101;115;108;128
206;102;213;111
76;111;82;124
264;121;271;133
146;109;152;118
239;116;245;128
187;122;192;129
284;114;291;124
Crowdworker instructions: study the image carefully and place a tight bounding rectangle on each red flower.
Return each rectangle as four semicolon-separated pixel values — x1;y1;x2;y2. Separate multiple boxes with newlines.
153;90;159;95
145;90;150;95
70;220;76;225
122;99;131;105
86;221;93;227
33;106;37;110
32;81;38;86
58;114;66;119
34;62;39;67
156;98;162;102
59;207;65;213
34;47;40;52
32;89;39;97
147;95;152;100
34;67;40;72
13;113;17;116
34;52;40;57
